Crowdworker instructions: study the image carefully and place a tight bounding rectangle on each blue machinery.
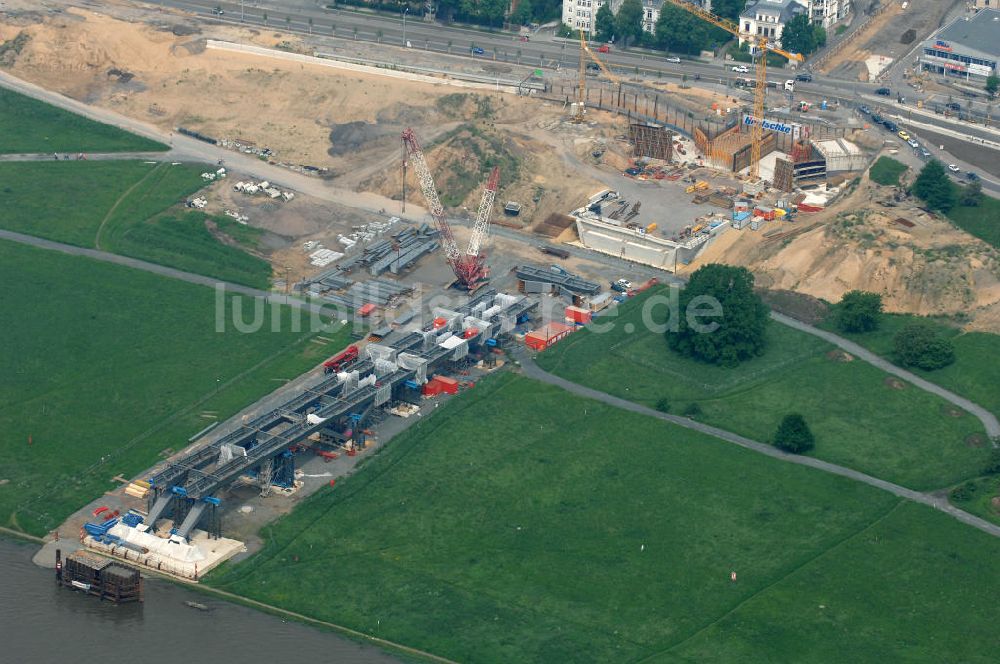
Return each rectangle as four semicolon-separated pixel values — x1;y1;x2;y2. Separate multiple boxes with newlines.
145;289;536;540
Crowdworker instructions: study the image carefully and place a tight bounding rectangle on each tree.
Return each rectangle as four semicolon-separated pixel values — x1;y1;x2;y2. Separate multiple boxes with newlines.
835;290;883;333
308;17;313;34
781;15;818;55
711;0;744;22
262;12;268;25
615;0;643;49
666;264;769;367
595;3;615;43
511;0;533;26
983;448;1000;475
961;180;983;207
913;160;957;212
654;4;718;55
986;74;999;96
893;323;956;371
773;413;815;454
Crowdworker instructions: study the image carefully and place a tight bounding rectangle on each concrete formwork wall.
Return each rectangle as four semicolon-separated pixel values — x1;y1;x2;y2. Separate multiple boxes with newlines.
732;133;777;173
575;219;678;270
629;123;674;161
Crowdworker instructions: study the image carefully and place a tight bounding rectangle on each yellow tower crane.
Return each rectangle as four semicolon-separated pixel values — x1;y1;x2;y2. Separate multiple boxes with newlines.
664;0;803;180
574;29;623;123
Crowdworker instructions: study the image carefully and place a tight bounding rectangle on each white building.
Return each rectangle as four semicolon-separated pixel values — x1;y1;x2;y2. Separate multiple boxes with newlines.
738;0;808;47
806;0;851;30
562;0;712;37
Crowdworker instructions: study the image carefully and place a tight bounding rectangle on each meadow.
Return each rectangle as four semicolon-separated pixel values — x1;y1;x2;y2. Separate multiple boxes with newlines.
0;87;167;153
0;161;271;288
208;373;1000;663
537;288;990;490
0;239;345;536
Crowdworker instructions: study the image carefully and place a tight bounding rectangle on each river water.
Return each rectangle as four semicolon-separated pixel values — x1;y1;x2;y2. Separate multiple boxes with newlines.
1;539;398;664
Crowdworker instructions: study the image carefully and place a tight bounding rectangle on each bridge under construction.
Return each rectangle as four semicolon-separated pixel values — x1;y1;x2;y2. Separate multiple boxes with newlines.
142;288;536;541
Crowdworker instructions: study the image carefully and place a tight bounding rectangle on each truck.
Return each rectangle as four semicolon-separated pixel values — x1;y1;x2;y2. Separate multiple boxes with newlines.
322;345;360;374
540;245;570;259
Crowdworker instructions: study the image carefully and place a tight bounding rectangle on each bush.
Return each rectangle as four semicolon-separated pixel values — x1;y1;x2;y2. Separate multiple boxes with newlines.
949;481;977;502
655;398;670;413
666;264;769;367
983;448;1000;475
835;290;883;333
893;323;956;371
773;413;815;454
682;403;703;418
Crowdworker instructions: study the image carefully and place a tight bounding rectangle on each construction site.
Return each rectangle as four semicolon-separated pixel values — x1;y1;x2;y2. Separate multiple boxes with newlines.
4;0;998;583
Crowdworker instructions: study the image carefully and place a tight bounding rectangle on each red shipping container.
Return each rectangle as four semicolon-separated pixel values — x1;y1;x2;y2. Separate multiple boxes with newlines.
565;306;592;324
435;376;459;395
432;317;448;329
525;322;574;351
463;327;480;339
357;303;377;317
422;381;442;396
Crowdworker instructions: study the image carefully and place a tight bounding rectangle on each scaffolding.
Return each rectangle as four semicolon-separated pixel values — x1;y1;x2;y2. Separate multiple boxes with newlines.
629;123;673;161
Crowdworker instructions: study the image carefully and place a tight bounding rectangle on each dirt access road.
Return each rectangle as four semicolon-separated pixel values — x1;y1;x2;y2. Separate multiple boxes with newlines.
0;69;429;222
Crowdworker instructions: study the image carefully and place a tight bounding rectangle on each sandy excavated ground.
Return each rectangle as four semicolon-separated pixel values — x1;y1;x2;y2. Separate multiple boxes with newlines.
688;171;1000;328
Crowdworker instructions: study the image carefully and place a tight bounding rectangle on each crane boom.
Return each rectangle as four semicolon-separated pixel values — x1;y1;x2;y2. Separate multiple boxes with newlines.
663;0;803;181
467;166;499;257
401;128;461;262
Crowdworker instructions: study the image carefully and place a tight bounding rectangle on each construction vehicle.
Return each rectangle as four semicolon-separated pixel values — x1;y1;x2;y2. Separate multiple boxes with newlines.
573;30;623;123
664;0;803;181
322;345;360;374
401;128;499;290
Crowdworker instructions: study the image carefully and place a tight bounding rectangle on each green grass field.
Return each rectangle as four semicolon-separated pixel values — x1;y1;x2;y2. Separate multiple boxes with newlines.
537;288;990;490
208;373;1000;663
0;239;347;536
947;194;1000;251
818;312;1000;419
869;156;907;186
0;161;272;288
0;88;167;153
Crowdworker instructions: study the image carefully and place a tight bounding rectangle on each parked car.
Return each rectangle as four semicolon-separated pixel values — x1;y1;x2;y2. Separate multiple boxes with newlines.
666;56;681;63
783;80;795;92
948;163;961;173
883;120;898;132
732;64;750;73
875;87;891;96
471;46;485;55
919;148;931;159
795;72;813;82
597;44;611;53
211;5;224;14
897;130;910;141
966;171;980;181
907;138;919;149
611;279;632;292
586;62;600;72
945;101;962;111
859;104;871;114
870;113;883;124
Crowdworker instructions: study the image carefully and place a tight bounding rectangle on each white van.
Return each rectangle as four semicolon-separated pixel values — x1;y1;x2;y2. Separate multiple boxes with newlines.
784;80;795;92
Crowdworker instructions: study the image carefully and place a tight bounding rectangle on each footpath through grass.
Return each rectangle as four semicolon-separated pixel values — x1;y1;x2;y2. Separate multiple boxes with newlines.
208;373;1000;663
0;87;167;153
817;312;1000;420
0;240;345;536
0;161;272;288
537;288;990;490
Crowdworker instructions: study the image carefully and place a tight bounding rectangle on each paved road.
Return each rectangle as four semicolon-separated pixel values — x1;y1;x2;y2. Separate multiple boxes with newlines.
514;350;1000;539
773;311;1000;439
0;152;168;162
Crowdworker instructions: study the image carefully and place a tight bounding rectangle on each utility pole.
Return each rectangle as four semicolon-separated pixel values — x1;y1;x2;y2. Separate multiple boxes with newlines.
241;0;244;22
403;6;409;47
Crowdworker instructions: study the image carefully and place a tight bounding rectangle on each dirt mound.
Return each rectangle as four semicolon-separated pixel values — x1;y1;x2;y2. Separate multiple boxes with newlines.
759;289;830;324
883;377;905;389
692;173;1000;331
